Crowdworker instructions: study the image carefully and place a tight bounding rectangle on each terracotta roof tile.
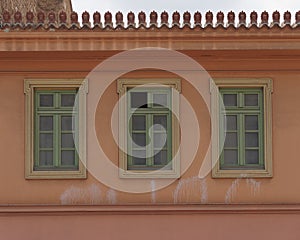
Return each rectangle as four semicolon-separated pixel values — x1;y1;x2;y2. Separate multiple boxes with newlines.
0;10;299;30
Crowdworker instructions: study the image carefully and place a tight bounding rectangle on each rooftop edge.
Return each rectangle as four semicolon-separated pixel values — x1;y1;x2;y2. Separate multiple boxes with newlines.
0;10;299;30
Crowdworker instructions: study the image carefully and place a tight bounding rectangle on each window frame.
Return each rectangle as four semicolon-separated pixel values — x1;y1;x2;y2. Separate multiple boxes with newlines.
219;88;264;169
24;79;88;179
117;78;181;178
127;87;172;170
34;89;79;171
210;78;273;178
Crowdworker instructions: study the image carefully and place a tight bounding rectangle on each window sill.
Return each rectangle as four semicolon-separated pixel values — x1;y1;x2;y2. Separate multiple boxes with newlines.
212;168;273;178
25;168;87;179
119;168;180;179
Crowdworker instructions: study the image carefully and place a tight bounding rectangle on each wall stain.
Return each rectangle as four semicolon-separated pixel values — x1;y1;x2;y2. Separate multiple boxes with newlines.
106;189;117;204
225;178;261;203
173;176;208;204
225;179;241;204
60;184;102;205
151;180;156;204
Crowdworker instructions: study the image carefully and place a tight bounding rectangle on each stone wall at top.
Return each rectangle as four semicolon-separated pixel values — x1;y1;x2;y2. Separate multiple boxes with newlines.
0;0;72;22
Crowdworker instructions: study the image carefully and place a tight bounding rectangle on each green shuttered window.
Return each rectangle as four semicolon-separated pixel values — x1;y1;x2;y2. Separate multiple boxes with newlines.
24;79;87;179
220;88;264;169
128;88;172;170
117;79;181;178
211;78;273;178
34;90;78;170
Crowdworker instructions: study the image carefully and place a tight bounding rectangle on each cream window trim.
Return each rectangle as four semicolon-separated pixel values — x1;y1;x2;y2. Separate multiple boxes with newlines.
24;79;88;179
117;78;181;179
210;78;273;178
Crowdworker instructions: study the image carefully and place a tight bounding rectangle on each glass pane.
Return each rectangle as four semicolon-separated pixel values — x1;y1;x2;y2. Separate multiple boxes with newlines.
153;94;168;107
61;150;75;165
132;157;146;165
154;150;168;165
245;150;259;164
223;94;237;107
61;116;73;131
224;132;237;148
244;94;258;106
40;94;53;107
225;115;237;130
154;133;167;148
153;115;167;130
132;150;146;165
132;150;146;159
245;115;258;130
132;115;146;130
61;133;75;148
223;149;238;165
132;133;146;147
61;94;76;107
39;116;53;131
245;133;259;147
39;133;53;148
131;92;147;108
39;150;53;166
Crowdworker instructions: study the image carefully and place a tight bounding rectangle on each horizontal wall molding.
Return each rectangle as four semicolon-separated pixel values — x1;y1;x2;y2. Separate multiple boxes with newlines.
1;204;300;216
0;30;300;51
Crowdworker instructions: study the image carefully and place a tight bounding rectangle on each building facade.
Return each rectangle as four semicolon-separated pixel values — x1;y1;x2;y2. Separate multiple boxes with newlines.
1;9;300;240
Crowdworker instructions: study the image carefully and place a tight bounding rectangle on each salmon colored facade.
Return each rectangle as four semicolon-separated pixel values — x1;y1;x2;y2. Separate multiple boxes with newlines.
1;10;300;239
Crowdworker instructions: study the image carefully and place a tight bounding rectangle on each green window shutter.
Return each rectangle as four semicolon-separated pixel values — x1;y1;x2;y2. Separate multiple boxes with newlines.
220;88;264;170
34;90;79;171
